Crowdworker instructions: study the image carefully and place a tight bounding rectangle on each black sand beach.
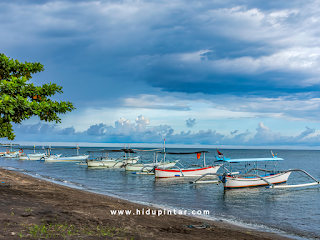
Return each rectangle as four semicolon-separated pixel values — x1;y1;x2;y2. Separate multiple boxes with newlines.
0;167;293;239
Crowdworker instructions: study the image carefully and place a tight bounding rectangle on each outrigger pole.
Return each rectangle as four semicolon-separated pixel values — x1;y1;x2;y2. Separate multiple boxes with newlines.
191;169;320;189
268;169;320;188
163;139;166;163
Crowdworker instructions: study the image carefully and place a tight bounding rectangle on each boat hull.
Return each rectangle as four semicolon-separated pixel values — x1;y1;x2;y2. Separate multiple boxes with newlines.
224;172;292;188
19;153;46;160
4;152;19;158
87;158;138;168
155;166;220;178
125;161;177;172
44;155;88;162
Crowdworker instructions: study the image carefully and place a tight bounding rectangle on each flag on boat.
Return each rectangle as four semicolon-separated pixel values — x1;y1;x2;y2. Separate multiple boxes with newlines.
197;152;201;159
217;149;224;158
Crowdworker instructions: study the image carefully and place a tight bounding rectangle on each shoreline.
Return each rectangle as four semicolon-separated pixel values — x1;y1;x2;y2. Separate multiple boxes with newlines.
0;167;294;239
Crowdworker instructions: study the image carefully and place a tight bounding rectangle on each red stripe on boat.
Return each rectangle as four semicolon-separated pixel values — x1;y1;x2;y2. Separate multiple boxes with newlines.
154;166;214;172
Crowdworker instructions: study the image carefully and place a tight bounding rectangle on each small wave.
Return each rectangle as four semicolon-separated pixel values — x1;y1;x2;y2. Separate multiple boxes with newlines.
1;166;28;172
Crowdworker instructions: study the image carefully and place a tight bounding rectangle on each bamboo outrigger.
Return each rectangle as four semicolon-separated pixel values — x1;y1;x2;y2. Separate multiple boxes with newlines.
190;150;320;189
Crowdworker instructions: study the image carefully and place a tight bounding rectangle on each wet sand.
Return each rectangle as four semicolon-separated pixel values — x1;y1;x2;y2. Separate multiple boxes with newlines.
0;167;293;239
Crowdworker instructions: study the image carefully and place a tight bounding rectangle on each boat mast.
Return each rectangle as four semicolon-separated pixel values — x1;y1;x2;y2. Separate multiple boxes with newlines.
203;152;206;166
163;139;166;163
76;143;79;155
128;144;130;158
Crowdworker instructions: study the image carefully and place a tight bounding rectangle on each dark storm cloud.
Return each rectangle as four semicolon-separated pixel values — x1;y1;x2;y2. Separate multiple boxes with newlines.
2;0;320;128
2;0;320;104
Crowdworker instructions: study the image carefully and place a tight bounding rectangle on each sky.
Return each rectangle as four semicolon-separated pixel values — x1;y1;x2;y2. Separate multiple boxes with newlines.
2;0;320;148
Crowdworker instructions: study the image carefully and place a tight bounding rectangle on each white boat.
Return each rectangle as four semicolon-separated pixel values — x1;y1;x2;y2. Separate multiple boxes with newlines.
87;157;139;168
42;144;88;162
4;143;20;158
4;151;19;158
155;150;220;178
86;148;140;168
19;152;46;160
18;145;46;160
44;154;89;162
191;150;320;189
224;171;292;188
126;161;178;172
125;146;178;172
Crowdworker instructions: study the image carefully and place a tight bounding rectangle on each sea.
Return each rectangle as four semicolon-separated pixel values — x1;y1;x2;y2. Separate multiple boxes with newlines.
1;147;320;239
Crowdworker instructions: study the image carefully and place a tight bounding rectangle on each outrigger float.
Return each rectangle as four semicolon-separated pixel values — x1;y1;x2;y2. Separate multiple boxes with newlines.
190;150;320;189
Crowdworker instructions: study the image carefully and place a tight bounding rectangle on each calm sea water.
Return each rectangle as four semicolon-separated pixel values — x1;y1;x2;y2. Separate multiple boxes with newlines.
1;147;320;239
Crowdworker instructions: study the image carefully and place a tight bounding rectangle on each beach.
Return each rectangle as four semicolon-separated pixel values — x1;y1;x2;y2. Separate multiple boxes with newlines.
0;167;293;239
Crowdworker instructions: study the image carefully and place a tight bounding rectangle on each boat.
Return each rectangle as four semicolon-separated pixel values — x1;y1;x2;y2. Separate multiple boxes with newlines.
191;150;320;189
3;143;20;158
126;161;178;172
155;150;220;178
86;148;139;168
41;144;89;162
87;156;139;168
155;165;220;178
19;146;46;160
19;152;46;160
42;145;89;162
4;150;19;158
43;154;88;162
126;146;179;173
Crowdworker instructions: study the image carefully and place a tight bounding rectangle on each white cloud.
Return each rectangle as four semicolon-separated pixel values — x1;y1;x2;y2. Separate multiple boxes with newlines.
186;118;196;128
12;119;320;147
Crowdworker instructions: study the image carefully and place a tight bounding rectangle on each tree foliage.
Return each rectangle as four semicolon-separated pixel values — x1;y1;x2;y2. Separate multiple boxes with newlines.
0;53;75;140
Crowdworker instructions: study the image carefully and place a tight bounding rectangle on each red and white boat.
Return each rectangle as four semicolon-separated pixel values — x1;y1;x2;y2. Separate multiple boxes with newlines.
155;150;220;178
155;165;220;178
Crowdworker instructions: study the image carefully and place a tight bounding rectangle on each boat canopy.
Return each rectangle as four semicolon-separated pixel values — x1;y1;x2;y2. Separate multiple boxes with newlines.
217;157;284;163
87;149;136;154
131;148;163;152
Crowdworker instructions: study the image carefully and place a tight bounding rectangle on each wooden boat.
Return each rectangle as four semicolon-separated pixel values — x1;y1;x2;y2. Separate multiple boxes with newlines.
86;148;139;168
223;171;292;188
87;156;139;168
126;161;178;172
41;145;88;162
17;145;46;160
44;154;89;162
155;165;220;178
155;150;220;178
125;146;178;173
191;150;320;189
4;143;19;158
4;151;19;158
19;152;46;160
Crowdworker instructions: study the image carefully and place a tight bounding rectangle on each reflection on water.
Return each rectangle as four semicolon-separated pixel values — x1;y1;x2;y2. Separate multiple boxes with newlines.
0;147;319;239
